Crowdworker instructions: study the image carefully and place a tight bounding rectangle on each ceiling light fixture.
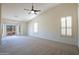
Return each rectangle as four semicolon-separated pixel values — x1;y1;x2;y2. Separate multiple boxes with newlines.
24;3;41;15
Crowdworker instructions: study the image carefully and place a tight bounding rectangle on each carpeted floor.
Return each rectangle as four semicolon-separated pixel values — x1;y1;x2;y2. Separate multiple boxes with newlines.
0;36;79;55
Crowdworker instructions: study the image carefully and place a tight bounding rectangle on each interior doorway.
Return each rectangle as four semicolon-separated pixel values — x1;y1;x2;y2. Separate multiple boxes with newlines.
6;25;16;36
2;24;20;37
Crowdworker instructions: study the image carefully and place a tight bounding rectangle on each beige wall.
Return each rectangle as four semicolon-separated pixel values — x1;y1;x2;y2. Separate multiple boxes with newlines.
0;4;1;44
0;4;2;45
1;19;28;36
78;4;79;48
20;22;28;35
28;3;78;46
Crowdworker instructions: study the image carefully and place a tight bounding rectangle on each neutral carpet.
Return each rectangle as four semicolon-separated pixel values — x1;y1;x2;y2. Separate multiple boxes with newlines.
0;36;79;55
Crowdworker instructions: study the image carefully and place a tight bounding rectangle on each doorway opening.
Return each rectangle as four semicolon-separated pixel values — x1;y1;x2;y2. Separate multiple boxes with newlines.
6;25;16;36
2;24;20;37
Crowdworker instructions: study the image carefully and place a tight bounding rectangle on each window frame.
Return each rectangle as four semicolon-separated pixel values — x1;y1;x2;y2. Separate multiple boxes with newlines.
60;16;72;37
34;22;38;33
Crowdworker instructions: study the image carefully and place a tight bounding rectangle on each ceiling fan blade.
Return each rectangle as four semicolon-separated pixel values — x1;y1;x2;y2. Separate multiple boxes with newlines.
24;9;30;11
28;11;31;14
34;12;37;15
34;10;41;12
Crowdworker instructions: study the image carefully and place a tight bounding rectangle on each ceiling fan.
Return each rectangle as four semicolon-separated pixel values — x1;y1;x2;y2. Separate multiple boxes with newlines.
24;4;41;14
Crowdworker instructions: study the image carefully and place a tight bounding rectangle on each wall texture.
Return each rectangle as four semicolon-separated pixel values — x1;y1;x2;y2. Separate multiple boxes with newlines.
28;3;78;46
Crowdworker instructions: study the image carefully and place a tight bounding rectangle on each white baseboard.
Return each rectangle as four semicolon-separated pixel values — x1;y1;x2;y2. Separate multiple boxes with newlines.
29;32;77;46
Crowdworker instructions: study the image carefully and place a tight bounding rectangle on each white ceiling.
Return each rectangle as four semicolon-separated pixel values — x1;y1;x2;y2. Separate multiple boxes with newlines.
2;3;60;21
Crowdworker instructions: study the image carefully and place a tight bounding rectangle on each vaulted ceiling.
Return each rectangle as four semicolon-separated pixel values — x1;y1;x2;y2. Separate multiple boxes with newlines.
2;3;60;21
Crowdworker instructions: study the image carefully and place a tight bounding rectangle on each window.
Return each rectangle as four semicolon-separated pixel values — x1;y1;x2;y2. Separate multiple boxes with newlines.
61;16;72;36
34;22;38;33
